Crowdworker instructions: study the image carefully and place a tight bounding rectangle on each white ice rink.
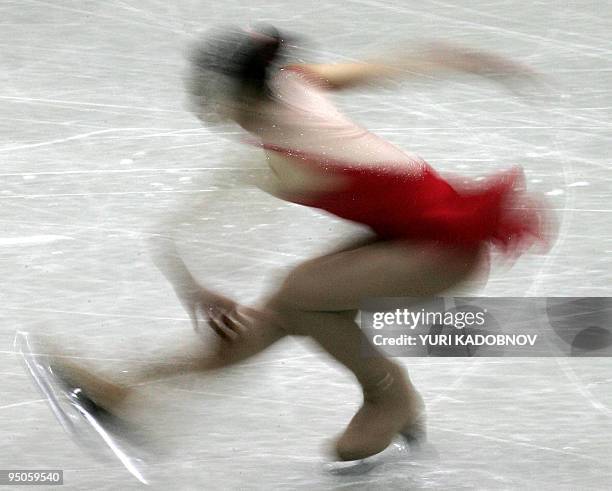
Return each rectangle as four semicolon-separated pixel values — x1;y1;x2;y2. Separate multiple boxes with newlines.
1;0;611;489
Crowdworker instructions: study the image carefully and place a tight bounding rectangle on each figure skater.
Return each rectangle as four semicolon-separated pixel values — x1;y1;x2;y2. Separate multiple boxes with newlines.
36;25;553;462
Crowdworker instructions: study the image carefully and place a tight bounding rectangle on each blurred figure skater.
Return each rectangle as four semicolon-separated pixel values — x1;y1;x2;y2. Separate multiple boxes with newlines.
46;25;553;461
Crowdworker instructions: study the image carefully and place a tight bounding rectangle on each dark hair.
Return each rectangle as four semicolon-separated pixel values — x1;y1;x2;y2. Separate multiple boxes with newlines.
189;24;287;102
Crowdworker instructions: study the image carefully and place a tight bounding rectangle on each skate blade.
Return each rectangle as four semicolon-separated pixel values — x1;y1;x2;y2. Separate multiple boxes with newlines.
324;437;439;476
14;331;150;485
324;457;380;476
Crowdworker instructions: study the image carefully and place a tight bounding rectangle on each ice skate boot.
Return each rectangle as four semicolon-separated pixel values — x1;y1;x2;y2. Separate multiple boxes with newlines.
15;332;148;484
335;364;426;461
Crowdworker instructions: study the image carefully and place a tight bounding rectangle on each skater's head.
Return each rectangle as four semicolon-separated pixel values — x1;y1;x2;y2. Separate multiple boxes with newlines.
185;24;290;125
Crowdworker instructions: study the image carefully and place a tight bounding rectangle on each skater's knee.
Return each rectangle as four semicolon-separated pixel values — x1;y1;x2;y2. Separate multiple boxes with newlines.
265;268;318;313
275;266;319;308
262;291;308;335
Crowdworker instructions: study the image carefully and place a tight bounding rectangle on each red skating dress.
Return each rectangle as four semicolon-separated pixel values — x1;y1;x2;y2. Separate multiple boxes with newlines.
252;66;552;254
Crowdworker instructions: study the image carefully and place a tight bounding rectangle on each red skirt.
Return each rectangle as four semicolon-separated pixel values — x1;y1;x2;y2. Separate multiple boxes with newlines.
262;144;554;255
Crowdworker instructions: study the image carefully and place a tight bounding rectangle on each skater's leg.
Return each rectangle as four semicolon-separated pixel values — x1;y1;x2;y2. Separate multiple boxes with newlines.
264;308;424;460
49;304;285;415
50;235;380;412
262;239;485;459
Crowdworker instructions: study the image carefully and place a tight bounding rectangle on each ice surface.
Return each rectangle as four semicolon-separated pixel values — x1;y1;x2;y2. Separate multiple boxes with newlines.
1;0;611;489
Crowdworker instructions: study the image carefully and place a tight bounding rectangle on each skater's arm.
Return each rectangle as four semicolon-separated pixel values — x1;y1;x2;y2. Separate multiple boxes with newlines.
293;42;538;90
291;60;403;90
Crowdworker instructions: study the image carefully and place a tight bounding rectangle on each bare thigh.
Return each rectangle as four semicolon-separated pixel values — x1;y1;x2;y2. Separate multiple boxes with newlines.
269;239;486;313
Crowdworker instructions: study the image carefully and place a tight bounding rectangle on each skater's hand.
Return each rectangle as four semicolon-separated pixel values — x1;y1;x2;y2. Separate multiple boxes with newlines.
179;285;256;344
201;303;251;342
175;284;242;341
